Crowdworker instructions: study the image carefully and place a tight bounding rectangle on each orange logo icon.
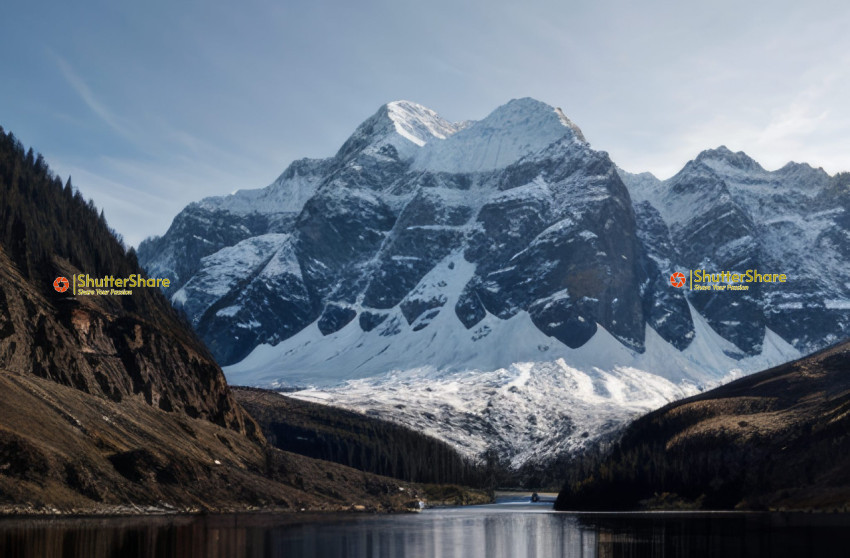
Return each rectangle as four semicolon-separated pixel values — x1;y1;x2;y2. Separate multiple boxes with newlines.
669;272;686;288
53;276;70;293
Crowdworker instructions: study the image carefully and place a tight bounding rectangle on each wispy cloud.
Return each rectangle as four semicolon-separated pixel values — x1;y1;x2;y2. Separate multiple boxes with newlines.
50;51;134;141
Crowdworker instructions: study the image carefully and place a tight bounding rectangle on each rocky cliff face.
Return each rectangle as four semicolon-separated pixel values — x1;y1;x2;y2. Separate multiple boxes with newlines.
0;249;254;435
141;98;682;366
0;127;255;438
622;148;850;357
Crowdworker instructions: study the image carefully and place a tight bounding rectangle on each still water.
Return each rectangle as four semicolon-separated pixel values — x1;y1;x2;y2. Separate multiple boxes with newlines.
0;501;847;558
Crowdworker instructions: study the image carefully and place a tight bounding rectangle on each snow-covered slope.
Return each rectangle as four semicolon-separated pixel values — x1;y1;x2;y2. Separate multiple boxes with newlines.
198;159;328;217
225;251;799;467
225;256;798;467
386;100;461;146
275;323;796;468
139;99;849;470
411;98;585;173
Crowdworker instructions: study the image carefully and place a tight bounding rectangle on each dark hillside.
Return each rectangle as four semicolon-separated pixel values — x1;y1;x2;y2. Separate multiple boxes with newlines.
234;387;485;486
0;127;251;432
555;340;850;511
0;128;429;513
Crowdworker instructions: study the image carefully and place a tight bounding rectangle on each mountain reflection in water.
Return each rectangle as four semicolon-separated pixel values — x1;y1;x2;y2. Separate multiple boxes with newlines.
0;505;847;558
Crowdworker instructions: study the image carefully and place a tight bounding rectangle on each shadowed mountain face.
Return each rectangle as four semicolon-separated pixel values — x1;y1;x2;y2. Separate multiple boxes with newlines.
555;339;850;511
140;98;656;366
623;149;850;357
232;387;486;487
0;128;435;513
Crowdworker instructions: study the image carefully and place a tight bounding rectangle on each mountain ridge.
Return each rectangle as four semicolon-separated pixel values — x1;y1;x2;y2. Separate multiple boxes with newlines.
137;98;849;470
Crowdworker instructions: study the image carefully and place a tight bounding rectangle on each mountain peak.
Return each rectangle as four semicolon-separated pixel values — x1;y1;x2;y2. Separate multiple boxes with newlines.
554;107;587;142
774;160;831;192
333;101;461;164
384;100;460;147
477;97;581;134
695;145;763;172
411;97;587;173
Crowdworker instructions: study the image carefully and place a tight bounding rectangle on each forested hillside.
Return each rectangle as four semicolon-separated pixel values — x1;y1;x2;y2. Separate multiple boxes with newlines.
234;387;488;486
0;126;251;431
555;340;850;511
0;127;181;328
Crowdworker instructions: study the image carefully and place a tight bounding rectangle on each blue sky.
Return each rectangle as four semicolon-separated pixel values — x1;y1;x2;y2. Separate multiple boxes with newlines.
2;0;849;246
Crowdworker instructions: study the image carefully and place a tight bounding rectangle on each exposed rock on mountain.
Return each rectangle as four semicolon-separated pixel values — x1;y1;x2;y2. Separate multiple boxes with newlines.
621;147;849;357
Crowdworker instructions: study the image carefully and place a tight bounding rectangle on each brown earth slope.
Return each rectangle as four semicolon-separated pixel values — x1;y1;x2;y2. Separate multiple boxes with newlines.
555;340;850;511
0;366;425;514
0;127;427;513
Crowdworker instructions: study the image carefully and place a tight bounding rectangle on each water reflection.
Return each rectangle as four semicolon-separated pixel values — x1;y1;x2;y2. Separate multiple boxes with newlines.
0;506;847;558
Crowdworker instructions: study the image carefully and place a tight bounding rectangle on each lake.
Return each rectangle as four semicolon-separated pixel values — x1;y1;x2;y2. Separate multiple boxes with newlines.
0;500;847;557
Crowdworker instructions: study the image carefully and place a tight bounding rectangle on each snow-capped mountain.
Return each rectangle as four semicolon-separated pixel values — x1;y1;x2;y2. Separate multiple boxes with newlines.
621;147;850;355
138;98;849;468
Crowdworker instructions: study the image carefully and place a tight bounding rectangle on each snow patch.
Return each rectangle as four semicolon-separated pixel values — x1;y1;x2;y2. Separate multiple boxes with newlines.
386;101;461;146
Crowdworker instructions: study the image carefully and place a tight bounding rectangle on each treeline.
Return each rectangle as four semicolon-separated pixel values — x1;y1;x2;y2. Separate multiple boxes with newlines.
514;438;614;491
556;342;850;511
234;387;492;487
0;127;197;343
